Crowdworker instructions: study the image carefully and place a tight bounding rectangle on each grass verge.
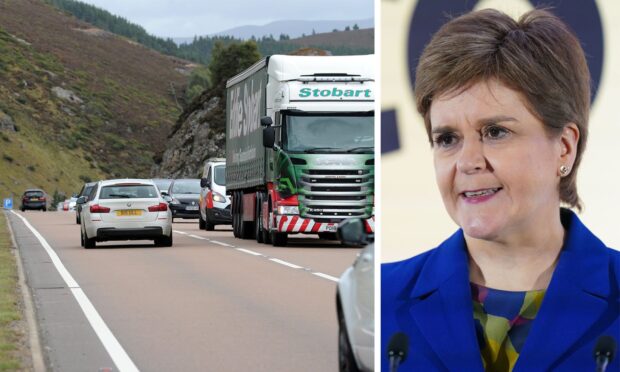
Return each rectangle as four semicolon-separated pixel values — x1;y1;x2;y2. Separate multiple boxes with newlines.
0;212;24;370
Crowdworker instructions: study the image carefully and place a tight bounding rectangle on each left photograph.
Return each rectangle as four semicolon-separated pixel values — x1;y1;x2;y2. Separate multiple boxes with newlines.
0;0;375;370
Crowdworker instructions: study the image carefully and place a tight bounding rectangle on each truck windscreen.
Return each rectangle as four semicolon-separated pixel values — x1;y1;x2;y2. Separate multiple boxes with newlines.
283;114;374;153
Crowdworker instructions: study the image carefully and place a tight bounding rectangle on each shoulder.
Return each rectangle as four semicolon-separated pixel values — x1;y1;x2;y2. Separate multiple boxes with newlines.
606;247;620;286
381;248;439;299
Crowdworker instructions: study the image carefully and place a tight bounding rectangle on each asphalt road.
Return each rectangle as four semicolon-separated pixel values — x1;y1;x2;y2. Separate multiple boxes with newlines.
8;210;360;371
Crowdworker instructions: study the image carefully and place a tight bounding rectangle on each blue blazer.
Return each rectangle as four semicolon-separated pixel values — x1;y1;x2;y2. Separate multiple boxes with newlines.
382;210;620;371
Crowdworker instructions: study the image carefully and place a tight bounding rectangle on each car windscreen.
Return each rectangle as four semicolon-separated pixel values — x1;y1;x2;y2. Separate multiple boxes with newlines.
283;113;374;153
99;185;159;199
154;179;172;193
171;180;201;194
24;191;44;197
213;166;226;186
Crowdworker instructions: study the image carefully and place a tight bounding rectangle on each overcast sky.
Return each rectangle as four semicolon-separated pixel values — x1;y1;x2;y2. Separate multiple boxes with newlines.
77;0;374;38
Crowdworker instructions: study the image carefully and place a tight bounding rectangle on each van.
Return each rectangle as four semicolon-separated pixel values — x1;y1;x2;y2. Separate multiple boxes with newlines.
199;158;232;230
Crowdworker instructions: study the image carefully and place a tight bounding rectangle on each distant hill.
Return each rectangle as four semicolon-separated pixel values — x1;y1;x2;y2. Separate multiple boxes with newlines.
46;0;373;66
0;0;190;200
200;18;373;41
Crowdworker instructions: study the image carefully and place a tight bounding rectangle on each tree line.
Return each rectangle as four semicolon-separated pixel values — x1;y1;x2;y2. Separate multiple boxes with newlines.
46;0;372;67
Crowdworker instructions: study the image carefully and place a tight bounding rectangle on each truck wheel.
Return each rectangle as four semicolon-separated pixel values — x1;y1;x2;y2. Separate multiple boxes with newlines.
255;193;264;243
199;213;206;230
262;201;273;244
240;193;255;239
232;192;240;238
271;231;288;247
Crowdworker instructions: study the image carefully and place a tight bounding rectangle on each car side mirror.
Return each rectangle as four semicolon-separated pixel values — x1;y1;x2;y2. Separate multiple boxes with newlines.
260;116;273;127
200;178;209;188
76;196;86;205
263;126;275;148
161;190;169;196
337;218;368;246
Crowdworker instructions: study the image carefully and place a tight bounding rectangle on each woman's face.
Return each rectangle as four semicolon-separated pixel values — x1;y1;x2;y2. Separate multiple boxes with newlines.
429;80;565;241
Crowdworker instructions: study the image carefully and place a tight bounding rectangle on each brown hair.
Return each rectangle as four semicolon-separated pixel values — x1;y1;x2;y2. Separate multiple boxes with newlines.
415;8;591;210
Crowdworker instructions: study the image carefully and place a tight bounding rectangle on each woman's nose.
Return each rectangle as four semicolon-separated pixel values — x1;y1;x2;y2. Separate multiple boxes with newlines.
456;137;486;174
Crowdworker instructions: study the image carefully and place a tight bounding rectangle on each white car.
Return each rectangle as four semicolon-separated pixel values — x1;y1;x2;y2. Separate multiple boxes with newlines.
78;179;173;248
337;218;374;372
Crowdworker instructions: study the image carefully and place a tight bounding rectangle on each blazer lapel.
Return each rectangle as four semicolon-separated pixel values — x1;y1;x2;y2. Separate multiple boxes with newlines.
397;230;484;371
515;210;612;371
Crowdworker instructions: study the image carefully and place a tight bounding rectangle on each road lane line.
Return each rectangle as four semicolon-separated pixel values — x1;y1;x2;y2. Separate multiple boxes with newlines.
312;272;339;282
235;248;262;256
210;240;234;247
173;230;188;235
269;258;303;269
179;231;341;283
10;211;139;372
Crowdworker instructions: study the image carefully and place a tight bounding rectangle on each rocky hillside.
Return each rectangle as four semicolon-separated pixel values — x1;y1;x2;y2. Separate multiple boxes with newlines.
0;0;191;200
153;47;333;178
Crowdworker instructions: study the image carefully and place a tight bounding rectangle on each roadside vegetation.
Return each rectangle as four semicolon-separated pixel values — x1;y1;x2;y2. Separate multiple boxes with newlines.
0;212;25;370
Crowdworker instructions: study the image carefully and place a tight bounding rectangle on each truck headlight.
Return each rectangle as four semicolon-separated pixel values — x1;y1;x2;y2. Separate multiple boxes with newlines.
277;206;299;215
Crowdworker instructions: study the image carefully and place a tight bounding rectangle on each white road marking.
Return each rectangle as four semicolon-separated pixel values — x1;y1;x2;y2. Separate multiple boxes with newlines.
235;248;262;256
312;272;339;282
175;229;341;283
269;258;303;269
10;211;139;372
210;240;234;247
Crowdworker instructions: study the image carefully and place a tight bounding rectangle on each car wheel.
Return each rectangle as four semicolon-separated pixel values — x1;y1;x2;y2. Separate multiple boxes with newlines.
338;302;361;372
199;213;206;230
21;207;25;212
42;207;47;212
76;215;80;224
80;229;85;248
155;234;173;247
83;231;96;249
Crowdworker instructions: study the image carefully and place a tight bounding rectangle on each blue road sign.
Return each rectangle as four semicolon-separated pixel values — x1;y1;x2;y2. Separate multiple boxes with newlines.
3;198;13;210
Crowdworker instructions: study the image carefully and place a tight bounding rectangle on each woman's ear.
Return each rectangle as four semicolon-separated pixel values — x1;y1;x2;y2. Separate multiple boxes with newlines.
559;123;580;169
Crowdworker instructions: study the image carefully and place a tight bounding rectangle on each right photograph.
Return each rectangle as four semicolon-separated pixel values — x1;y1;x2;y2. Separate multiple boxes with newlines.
381;1;620;371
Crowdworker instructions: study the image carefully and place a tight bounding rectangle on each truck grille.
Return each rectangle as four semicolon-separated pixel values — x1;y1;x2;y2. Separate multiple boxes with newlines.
299;168;373;222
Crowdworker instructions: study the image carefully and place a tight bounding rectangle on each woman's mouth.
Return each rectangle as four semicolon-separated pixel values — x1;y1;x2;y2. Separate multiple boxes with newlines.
461;188;502;203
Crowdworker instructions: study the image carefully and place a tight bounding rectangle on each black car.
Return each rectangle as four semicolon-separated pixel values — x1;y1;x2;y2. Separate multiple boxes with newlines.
165;179;201;222
75;181;97;224
21;189;47;211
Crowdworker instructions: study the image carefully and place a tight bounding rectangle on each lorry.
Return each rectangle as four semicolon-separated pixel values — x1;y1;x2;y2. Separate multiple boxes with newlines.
225;55;375;246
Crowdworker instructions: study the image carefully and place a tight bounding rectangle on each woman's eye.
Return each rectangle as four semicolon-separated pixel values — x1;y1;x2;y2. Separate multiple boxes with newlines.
434;133;458;147
484;125;509;139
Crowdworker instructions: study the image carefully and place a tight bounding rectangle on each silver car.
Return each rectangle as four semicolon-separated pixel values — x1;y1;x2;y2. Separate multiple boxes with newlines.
79;179;173;248
337;220;374;372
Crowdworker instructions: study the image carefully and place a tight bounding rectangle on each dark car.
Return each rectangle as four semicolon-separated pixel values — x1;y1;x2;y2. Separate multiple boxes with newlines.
21;189;47;212
153;178;173;195
75;182;97;224
166;179;201;222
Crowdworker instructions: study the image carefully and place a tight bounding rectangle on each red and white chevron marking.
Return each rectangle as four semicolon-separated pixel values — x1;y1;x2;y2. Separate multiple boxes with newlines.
276;215;375;233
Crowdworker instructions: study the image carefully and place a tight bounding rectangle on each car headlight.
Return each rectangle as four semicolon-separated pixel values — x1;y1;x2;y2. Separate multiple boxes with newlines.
171;198;180;204
277;206;299;215
212;192;226;203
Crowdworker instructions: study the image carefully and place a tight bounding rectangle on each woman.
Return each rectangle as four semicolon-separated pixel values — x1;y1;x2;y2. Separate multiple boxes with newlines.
382;9;619;371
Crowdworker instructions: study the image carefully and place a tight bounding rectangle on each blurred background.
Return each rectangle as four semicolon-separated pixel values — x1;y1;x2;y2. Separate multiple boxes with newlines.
382;0;620;262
